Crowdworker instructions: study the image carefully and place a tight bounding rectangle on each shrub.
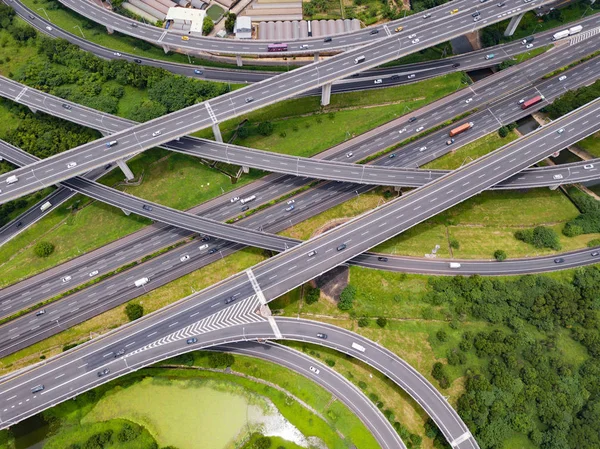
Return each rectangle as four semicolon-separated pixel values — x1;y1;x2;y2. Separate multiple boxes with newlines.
202;16;214;35
257;121;274;136
224;12;236;33
125;303;144;321
325;359;335;367
357;317;369;327
494;249;507;261
117;423;141;442
305;286;320;305
514;226;561;250
376;317;388;328
436;330;448;342
208;352;235;368
587;238;600;248
358;380;367;389
498;126;509;138
338;285;356;311
449;238;460;250
34;241;55;258
254;436;271;449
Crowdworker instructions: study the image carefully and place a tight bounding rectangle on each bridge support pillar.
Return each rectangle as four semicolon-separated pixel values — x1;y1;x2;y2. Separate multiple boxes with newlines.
314;52;319;63
236;55;243;67
106;26;114;34
212;123;223;143
121;208;131;216
320;82;332;106
28;106;37;114
242;166;250;173
162;44;170;54
549;184;559;191
116;159;135;181
504;12;525;37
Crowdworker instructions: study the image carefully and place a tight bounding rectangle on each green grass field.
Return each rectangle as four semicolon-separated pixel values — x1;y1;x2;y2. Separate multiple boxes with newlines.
206;4;225;21
577;132;600;157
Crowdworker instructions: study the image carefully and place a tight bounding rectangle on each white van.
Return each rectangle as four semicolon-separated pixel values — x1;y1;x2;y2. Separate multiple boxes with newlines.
354;55;366;64
6;175;18;185
449;262;461;269
199;244;209;251
351;342;366;352
40;201;52;212
134;277;149;287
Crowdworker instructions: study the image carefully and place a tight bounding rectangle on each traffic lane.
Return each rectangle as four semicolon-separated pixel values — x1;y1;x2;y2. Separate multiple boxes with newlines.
275;317;476;449
251;101;600;302
0;0;553;202
215;341;406;449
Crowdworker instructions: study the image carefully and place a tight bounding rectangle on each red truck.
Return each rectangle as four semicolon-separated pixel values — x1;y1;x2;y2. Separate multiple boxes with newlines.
449;122;474;137
521;95;545;110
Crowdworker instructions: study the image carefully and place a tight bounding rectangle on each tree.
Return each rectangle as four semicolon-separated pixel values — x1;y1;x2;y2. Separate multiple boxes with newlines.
498;126;509;138
203;17;214;35
376;317;387;328
436;329;448;342
338;285;356;311
257;121;274;136
305;286;320;304
449;238;460;250
254;436;272;449
224;13;237;33
34;241;55;258
207;352;235;368
125;303;143;321
357;317;369;327
494;250;507;261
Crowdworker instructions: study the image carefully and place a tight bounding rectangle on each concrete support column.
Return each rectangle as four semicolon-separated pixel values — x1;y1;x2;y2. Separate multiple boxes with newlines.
28;106;37;114
162;44;170;54
236;55;243;67
242;166;250;174
504;12;525;37
121;208;131;216
116;159;134;181
549;184;559;191
313;52;319;63
106;26;114;34
212;123;223;143
320;83;332;106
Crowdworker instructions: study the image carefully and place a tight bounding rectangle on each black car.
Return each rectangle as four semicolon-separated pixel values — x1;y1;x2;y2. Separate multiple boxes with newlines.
142;204;153;211
104;164;112;170
323;37;332;43
114;349;125;357
201;236;211;242
62;104;72;110
133;59;142;63
391;75;400;80
350;73;360;78
28;14;35;19
370;29;379;35
337;243;347;251
97;368;110;377
208;248;217;254
15;221;22;228
592;252;599;257
225;296;235;304
186;338;198;344
452;63;460;68
316;333;327;339
408;117;417;122
554;258;565;264
36;309;46;316
377;256;389;262
241;205;249;211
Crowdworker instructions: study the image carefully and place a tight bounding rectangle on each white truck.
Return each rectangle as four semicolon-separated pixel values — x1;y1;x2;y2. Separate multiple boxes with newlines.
134;277;149;287
40;201;52;212
351;342;366;352
6;175;18;185
569;25;583;35
552;26;582;41
449;262;461;269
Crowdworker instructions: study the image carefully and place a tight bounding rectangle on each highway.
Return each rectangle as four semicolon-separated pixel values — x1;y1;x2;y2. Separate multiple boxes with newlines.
3;44;600;190
0;100;598;445
10;0;597;86
212;341;405;449
0;0;560;204
58;0;553;55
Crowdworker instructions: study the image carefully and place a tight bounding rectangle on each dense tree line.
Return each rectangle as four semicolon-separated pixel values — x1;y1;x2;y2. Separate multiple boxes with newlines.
562;187;600;237
544;79;600;120
426;268;600;448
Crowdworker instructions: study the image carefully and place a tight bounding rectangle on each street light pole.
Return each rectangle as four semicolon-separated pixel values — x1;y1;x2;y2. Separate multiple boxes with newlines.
37;8;50;22
73;25;85;39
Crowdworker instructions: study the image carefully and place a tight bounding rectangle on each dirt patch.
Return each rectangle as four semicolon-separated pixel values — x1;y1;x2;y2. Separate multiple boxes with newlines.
314;265;349;302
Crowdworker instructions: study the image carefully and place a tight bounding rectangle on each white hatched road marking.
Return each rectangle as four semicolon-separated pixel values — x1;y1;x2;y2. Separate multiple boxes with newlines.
450;432;473;447
157;30;168;43
15;87;27;102
570;27;600;45
246;268;267;305
205;102;218;124
127;296;264;356
383;25;392;37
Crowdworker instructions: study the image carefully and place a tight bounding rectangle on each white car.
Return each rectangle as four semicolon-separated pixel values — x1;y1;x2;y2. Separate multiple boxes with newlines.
309;366;320;374
152;130;162;137
408;33;417;38
67;162;77;168
113;52;122;56
230;197;240;203
557;128;564;134
300;44;309;49
584;164;594;170
419;146;427;152
374;79;382;84
525;43;533;49
465;98;473;104
518;99;525;104
407;74;416;79
398;128;406;134
415;126;424;132
45;26;52;31
88;270;99;277
287;199;295;205
553;174;563;180
346;152;353;158
62;276;72;283
411;38;420;44
180;255;190;262
558;75;567;81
